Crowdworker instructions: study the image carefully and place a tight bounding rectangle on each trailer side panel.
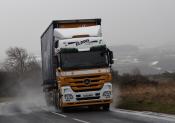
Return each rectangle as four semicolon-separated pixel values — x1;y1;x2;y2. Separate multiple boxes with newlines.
41;24;56;85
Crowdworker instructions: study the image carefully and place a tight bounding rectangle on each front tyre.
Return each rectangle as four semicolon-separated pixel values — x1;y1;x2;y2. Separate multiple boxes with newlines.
58;92;67;112
53;90;59;110
45;92;53;106
88;105;101;111
103;104;110;111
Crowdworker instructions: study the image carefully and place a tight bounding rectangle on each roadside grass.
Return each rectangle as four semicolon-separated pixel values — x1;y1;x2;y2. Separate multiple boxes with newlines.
116;82;175;114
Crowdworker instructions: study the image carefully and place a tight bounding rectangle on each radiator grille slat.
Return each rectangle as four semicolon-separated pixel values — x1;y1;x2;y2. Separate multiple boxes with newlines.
69;75;105;92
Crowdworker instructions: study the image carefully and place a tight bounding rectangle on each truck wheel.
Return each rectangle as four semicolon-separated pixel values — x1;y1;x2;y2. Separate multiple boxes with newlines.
58;97;67;112
88;105;100;111
103;104;110;111
58;97;62;109
60;107;67;113
45;92;52;106
53;91;59;110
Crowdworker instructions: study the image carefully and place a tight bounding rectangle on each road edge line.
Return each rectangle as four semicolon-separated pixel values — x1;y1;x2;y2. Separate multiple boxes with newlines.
111;108;175;123
72;118;90;123
50;112;67;118
42;107;67;118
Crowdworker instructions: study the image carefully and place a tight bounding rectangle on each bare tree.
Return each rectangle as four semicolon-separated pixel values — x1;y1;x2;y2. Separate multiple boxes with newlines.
1;47;41;96
26;55;40;71
3;47;40;75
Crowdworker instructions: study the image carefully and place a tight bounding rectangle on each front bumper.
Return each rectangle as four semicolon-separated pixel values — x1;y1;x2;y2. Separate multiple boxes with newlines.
61;83;112;107
62;99;112;107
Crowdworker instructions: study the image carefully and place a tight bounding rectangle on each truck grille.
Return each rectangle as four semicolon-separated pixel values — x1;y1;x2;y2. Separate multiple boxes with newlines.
62;74;111;92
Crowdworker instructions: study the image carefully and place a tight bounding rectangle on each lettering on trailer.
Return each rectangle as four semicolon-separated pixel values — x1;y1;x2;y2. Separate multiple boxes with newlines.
64;39;101;46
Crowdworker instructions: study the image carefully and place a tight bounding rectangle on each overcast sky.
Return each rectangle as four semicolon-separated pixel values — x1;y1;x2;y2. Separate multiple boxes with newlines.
0;0;175;59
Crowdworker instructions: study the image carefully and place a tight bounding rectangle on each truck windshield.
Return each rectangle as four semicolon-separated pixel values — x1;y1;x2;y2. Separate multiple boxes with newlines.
60;50;109;70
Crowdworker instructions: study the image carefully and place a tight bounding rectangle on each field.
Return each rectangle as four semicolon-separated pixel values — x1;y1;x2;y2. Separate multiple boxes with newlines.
116;82;175;114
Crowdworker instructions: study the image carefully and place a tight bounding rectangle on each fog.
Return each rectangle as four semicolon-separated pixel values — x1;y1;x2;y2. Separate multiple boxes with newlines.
0;66;46;116
0;0;175;60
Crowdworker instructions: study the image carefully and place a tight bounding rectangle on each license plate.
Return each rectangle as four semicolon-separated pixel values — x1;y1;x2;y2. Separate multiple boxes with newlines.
83;93;93;97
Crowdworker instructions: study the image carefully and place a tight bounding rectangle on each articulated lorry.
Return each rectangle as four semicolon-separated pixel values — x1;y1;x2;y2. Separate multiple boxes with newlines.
41;19;114;112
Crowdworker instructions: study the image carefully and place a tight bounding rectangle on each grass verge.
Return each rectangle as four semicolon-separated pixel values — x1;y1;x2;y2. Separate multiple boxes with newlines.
116;82;175;114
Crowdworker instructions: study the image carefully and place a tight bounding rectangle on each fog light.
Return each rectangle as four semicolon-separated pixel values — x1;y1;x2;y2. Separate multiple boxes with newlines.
64;94;74;100
103;91;111;98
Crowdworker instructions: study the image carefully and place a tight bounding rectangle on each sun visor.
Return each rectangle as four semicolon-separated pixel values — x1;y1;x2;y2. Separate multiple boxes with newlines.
54;25;102;39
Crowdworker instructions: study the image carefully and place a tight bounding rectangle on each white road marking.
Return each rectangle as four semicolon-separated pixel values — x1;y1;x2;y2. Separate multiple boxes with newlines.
72;118;90;123
111;108;175;122
50;112;67;118
42;107;89;122
42;107;67;118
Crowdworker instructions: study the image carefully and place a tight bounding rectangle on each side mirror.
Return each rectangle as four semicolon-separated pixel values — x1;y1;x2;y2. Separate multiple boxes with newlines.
57;67;61;72
109;50;114;64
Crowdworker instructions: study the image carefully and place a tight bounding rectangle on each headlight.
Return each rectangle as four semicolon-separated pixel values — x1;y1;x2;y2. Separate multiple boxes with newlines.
64;88;72;93
62;86;73;94
61;86;75;102
103;83;112;90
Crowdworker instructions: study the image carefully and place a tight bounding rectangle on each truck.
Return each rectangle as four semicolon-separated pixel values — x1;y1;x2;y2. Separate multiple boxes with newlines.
41;19;114;112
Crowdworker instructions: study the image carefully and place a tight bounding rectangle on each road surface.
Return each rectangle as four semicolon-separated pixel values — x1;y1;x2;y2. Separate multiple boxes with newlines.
0;102;175;123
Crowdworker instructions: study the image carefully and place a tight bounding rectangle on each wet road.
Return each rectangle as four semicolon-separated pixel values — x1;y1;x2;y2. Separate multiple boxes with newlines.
0;102;175;123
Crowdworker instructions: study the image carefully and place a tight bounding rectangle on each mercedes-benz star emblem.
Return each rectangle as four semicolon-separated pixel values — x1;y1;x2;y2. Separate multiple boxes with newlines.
84;79;91;85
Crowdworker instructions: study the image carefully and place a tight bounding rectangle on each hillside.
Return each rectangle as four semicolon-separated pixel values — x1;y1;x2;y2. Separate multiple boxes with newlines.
110;44;175;74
